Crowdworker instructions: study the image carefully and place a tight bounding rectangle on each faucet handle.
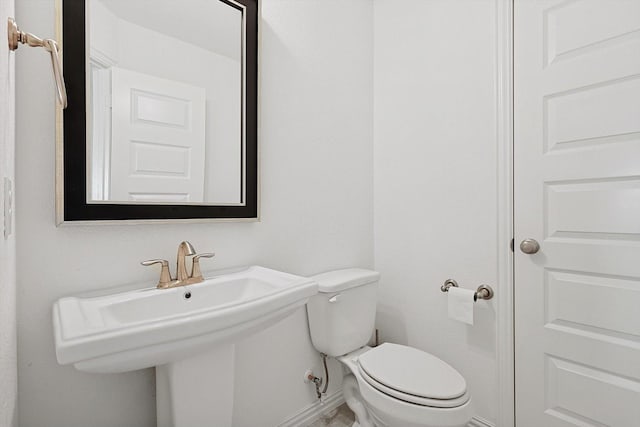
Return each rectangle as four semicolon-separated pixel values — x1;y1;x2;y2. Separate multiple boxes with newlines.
141;259;173;288
191;253;215;280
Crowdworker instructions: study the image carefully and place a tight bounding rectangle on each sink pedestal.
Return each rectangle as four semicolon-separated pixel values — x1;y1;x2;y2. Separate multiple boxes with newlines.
156;344;235;427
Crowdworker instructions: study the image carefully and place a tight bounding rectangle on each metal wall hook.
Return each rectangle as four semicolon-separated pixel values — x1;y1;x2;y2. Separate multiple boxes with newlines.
441;279;494;301
7;17;67;108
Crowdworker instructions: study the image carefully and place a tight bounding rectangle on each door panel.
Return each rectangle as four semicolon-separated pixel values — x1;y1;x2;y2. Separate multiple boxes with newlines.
514;0;640;426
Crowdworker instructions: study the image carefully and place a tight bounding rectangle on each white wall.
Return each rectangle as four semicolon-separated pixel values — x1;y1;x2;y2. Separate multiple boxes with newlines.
15;1;373;427
0;0;17;424
373;0;498;424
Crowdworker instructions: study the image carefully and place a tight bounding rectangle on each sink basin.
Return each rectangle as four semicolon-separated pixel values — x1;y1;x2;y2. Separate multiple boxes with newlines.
53;266;318;373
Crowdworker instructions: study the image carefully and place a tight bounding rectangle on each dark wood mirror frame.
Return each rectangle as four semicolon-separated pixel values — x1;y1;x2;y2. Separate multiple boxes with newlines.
57;0;258;223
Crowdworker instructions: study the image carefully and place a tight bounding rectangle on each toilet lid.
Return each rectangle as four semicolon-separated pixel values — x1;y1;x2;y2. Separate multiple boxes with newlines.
357;364;469;408
358;343;467;402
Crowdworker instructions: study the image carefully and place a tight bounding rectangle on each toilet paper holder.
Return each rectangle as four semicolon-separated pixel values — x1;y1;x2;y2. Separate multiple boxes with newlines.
441;279;494;301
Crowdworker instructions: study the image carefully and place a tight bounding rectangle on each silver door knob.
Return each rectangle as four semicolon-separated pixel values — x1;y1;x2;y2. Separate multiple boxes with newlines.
520;239;540;254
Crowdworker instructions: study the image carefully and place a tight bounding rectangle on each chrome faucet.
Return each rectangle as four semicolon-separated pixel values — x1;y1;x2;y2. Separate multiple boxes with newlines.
141;241;215;289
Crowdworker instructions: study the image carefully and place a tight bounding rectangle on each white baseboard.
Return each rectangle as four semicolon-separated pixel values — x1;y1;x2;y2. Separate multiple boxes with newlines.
279;392;493;427
278;390;345;427
468;416;495;427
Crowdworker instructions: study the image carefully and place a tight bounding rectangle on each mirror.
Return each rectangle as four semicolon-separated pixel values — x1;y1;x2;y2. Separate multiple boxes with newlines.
57;0;258;222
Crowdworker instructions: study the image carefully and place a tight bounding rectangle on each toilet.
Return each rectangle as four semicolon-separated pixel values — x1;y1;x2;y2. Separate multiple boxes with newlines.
306;269;473;427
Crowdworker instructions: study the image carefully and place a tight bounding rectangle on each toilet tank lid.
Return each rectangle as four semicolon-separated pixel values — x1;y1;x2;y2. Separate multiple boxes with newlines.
311;268;380;293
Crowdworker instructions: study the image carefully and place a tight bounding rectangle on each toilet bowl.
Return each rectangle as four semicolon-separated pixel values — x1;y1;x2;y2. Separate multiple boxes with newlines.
338;345;472;427
306;269;473;427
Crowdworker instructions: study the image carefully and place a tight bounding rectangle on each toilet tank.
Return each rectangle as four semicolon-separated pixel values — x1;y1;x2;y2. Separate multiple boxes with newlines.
306;268;380;357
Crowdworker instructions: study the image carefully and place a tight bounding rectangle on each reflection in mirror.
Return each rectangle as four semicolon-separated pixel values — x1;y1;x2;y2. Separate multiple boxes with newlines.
87;0;244;205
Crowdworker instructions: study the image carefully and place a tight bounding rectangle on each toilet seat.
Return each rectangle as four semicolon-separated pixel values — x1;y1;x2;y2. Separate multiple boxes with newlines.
357;343;469;408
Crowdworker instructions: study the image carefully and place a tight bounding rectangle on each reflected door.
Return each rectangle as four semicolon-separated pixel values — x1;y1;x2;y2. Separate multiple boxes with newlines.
514;0;640;425
109;67;206;203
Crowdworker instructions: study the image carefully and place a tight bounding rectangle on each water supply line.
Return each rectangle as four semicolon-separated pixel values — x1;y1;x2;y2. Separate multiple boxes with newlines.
7;17;67;108
320;353;329;395
305;353;330;400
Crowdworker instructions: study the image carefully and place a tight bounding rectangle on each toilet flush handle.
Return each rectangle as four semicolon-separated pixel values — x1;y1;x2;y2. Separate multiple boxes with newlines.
328;294;341;303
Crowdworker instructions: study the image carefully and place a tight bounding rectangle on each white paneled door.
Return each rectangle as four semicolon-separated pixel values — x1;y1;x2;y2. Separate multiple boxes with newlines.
514;1;640;426
110;67;206;203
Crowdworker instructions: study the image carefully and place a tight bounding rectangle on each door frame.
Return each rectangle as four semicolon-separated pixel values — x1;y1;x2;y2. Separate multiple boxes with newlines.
495;0;515;426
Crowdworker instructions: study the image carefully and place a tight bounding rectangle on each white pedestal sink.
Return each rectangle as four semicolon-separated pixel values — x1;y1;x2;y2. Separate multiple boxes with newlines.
53;266;318;426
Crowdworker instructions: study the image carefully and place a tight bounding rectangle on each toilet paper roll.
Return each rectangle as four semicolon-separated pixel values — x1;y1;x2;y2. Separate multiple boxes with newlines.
447;287;475;325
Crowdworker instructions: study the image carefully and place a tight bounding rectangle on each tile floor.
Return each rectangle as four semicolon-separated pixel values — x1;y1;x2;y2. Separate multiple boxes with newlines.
306;403;355;427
